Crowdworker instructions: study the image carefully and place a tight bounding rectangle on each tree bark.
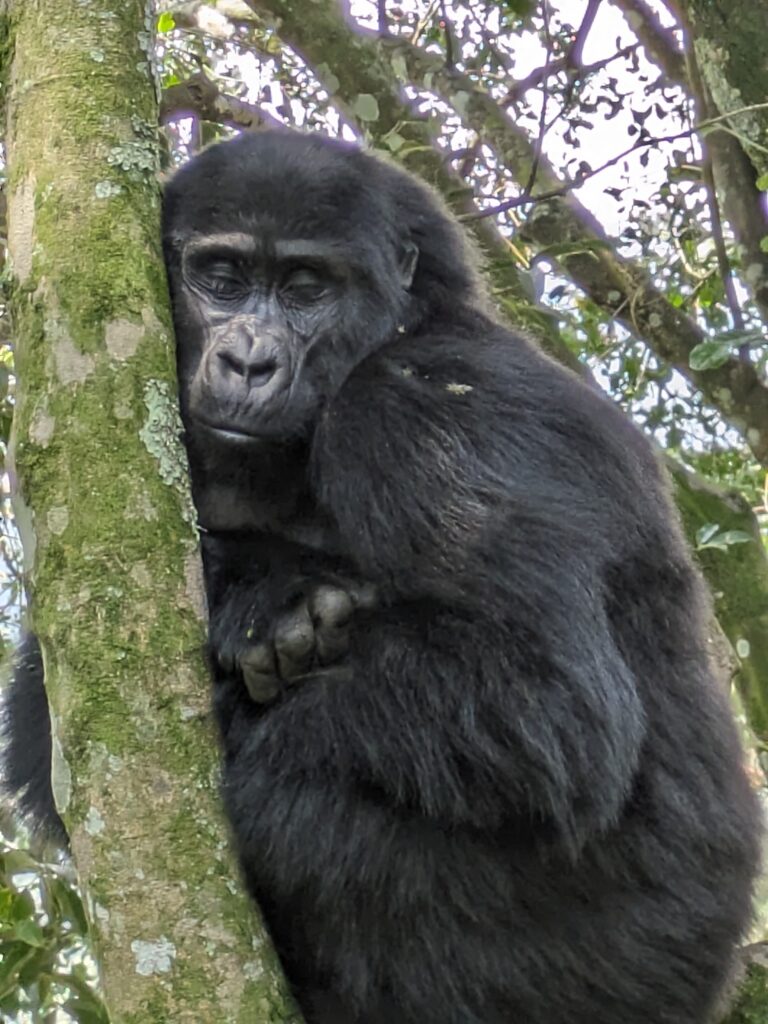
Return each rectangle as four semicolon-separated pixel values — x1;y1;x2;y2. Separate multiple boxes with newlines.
1;1;298;1020
674;0;768;177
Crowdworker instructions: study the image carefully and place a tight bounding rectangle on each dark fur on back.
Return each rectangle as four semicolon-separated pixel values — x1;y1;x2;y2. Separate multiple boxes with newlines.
4;130;762;1023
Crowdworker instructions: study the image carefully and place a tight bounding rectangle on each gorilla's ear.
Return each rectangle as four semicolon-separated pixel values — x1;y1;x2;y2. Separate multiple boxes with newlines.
398;240;419;289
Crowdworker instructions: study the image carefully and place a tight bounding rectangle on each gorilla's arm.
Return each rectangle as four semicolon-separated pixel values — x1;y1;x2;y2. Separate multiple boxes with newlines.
224;330;650;849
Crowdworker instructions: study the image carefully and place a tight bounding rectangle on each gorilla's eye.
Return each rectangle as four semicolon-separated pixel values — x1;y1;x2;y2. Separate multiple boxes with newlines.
281;266;327;304
199;260;248;302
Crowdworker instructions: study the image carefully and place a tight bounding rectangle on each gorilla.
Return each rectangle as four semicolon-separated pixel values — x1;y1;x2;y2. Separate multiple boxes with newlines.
3;129;762;1024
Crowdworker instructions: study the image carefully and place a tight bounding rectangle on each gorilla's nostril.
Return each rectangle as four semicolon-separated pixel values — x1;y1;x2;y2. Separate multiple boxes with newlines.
249;361;277;387
217;349;246;377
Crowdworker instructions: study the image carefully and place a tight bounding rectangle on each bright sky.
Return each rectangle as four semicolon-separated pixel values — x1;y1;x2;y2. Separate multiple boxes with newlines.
517;0;686;235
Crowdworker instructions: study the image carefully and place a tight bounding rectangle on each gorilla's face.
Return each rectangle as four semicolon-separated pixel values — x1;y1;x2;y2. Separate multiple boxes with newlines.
163;133;418;457
173;230;415;448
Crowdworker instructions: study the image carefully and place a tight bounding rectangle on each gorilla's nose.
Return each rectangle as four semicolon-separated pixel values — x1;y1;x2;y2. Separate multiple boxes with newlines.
216;337;277;387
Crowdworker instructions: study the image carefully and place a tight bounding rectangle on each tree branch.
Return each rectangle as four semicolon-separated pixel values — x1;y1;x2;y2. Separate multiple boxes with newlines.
382;33;768;465
609;0;686;82
612;0;768;328
160;71;282;132
166;0;262;41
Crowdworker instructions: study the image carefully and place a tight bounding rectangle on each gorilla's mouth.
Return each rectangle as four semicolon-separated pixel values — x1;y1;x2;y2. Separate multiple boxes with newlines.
192;416;266;444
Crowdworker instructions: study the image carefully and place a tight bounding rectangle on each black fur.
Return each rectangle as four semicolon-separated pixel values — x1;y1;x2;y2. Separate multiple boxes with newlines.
2;635;64;841
4;130;762;1023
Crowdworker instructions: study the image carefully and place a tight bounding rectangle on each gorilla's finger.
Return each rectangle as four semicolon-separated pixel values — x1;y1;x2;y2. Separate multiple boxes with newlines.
274;601;315;679
315;621;350;666
349;582;379;611
308;586;352;666
310;585;353;629
240;644;281;703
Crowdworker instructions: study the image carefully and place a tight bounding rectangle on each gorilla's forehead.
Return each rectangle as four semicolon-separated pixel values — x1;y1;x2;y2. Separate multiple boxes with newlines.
164;131;395;250
184;189;380;239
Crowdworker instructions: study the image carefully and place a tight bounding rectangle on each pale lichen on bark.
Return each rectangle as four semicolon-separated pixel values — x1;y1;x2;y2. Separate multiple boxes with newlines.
139;378;196;523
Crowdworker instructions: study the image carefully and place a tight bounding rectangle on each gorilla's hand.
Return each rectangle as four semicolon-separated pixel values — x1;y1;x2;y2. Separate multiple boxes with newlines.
235;581;378;703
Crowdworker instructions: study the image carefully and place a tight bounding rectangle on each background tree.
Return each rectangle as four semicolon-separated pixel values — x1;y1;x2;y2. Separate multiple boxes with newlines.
1;0;767;1020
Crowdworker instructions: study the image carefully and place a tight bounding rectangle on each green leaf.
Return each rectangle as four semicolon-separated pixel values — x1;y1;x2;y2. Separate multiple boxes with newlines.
10;891;35;923
500;0;534;15
696;523;720;547
3;849;42;875
716;530;752;547
12;919;46;948
352;94;379;123
696;525;753;552
0;941;34;997
384;132;405;152
58;967;110;1024
719;329;765;347
757;173;768;191
689;340;731;371
316;64;340;96
49;877;88;936
390;53;408;82
0;992;21;1017
18;946;56;987
0;889;14;922
157;11;175;33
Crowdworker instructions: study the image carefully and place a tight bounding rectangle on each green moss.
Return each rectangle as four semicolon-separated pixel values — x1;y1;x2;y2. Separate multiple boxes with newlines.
0;12;16;126
722;965;768;1022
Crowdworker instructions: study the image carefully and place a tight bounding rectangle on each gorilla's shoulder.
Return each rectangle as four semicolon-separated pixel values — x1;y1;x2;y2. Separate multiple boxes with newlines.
339;318;643;447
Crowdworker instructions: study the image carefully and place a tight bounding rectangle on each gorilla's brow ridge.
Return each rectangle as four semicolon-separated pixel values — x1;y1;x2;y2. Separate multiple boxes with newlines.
185;232;257;257
184;232;354;278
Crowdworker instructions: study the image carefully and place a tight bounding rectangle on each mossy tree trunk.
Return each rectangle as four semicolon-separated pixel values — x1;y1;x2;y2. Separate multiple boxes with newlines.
1;1;298;1020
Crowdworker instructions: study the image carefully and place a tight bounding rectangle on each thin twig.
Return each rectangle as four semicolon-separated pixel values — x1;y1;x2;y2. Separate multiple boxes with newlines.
684;34;746;348
463;102;768;222
410;0;440;46
567;0;601;68
439;0;455;70
500;43;639;108
523;0;553;197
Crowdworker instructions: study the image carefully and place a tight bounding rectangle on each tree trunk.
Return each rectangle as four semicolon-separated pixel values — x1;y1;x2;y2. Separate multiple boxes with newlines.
676;0;768;178
1;1;298;1020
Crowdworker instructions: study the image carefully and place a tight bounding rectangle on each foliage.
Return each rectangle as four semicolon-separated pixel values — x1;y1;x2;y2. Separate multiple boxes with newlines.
0;825;107;1023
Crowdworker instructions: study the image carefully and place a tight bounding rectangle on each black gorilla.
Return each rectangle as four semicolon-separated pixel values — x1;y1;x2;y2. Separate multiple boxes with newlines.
3;129;762;1024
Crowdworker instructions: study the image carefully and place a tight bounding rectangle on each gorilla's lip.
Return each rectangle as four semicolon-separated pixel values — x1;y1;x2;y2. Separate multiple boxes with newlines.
192;417;265;443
